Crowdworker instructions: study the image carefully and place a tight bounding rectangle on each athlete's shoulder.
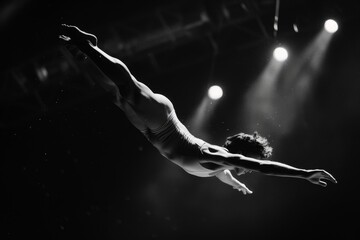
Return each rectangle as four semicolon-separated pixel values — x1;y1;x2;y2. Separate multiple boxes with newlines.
201;143;229;154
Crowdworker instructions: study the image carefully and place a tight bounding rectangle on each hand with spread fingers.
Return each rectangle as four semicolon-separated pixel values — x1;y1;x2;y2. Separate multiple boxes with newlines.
306;169;337;187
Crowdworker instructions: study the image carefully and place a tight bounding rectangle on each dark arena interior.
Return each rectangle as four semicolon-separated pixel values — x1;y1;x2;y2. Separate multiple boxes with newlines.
1;0;359;239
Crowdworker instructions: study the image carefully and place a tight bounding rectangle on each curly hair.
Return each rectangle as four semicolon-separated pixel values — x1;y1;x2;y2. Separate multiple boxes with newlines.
223;132;273;159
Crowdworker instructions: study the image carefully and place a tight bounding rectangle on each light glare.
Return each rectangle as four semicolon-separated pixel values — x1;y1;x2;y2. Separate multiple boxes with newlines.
208;85;223;100
273;47;288;62
324;19;338;33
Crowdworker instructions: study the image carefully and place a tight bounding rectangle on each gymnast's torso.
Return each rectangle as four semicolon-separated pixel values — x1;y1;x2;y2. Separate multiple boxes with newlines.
140;109;225;177
117;91;227;177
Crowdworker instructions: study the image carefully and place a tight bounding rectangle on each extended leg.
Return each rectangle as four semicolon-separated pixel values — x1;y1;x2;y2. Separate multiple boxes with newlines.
59;24;173;130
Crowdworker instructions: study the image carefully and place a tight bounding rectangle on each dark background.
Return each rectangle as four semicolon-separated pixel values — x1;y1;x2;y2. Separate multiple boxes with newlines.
1;0;359;239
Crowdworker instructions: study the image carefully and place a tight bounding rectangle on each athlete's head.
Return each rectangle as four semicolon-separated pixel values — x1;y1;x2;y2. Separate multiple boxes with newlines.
223;132;272;175
223;131;273;159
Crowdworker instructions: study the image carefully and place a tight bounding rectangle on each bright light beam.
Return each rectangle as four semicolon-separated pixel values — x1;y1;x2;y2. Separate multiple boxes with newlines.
187;84;223;139
186;96;216;141
267;27;335;137
243;22;336;139
241;58;285;136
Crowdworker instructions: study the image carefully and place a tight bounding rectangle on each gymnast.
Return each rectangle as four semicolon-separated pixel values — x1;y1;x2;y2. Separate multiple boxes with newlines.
59;24;336;194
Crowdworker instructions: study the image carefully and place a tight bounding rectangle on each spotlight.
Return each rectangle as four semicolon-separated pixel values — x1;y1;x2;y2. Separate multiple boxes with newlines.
273;47;288;62
208;85;223;100
324;19;338;33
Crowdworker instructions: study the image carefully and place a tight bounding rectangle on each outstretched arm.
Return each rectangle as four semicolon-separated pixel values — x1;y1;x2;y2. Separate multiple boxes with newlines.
215;170;253;194
202;147;337;187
